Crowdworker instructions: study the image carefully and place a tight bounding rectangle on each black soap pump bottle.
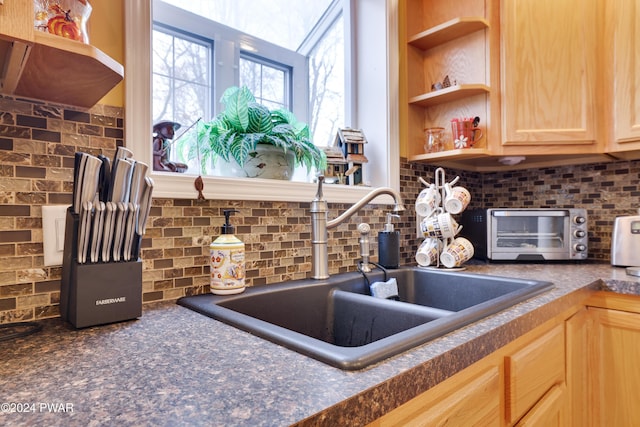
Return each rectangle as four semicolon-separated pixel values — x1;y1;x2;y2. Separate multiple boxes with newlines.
378;213;400;269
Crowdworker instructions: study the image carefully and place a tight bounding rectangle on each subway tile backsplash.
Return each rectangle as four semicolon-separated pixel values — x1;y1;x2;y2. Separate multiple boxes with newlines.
0;94;636;323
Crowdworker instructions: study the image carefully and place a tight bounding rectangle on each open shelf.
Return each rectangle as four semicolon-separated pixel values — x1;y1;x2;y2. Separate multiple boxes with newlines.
409;84;490;108
1;32;123;108
408;17;490;51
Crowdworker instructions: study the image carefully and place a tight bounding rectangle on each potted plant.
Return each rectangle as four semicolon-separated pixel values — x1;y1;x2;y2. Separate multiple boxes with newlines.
192;86;326;180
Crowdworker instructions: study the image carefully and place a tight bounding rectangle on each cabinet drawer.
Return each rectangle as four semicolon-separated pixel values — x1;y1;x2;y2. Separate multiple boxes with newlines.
369;365;501;427
505;324;565;423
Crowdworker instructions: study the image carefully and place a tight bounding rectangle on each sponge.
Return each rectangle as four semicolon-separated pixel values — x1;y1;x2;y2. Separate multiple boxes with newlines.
370;278;400;300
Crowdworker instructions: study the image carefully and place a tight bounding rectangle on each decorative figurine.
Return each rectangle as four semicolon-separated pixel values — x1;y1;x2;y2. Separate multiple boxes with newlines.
152;120;188;173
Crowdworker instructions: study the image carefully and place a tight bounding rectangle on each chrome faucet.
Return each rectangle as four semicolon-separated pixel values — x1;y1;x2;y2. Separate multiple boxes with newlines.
310;176;405;279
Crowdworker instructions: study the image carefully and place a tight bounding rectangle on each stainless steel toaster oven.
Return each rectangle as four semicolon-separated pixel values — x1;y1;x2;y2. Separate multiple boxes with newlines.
460;208;588;261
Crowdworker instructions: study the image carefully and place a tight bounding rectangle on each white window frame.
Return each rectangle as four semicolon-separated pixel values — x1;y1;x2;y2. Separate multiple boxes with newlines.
125;0;400;204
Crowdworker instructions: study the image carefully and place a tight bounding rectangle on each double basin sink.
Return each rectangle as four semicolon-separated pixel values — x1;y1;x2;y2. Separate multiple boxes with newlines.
178;267;553;370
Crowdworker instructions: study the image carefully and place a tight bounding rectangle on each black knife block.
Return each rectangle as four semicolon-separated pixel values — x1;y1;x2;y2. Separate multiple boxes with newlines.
60;207;142;328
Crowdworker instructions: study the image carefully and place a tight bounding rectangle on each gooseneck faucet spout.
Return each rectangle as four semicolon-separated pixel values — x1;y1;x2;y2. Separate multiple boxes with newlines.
310;176;405;279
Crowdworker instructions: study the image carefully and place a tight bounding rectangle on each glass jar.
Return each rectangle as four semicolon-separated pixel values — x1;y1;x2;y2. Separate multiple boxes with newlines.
34;0;92;44
424;127;445;153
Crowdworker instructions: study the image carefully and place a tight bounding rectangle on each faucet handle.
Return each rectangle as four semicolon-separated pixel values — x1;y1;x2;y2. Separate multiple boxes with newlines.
315;175;325;200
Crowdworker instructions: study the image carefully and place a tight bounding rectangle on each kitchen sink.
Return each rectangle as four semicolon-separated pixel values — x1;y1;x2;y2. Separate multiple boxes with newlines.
178;267;553;370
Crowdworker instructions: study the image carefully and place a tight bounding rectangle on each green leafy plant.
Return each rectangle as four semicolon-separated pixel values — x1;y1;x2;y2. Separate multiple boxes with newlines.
192;86;326;174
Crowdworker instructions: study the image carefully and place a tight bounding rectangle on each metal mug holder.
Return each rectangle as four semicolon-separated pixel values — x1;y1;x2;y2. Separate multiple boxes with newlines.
416;167;467;269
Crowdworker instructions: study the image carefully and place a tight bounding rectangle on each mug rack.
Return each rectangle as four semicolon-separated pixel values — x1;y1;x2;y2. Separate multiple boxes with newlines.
416;167;469;269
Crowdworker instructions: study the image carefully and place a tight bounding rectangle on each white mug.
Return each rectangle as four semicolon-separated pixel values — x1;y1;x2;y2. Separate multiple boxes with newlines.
420;212;460;239
415;238;441;266
415;184;441;218
440;237;475;268
444;184;471;214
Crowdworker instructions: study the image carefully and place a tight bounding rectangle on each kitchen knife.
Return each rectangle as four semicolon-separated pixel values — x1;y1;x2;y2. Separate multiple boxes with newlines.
114;146;134;161
89;201;105;263
77;200;93;264
97;155;111;203
112;201;128;262
109;158;134;203
128;161;148;206
133;177;154;260
72;152;83;214
78;154;102;209
101;201;117;263
123;203;138;262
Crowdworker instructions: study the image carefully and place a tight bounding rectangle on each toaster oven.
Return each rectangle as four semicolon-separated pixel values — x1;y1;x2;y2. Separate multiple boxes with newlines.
460;208;588;261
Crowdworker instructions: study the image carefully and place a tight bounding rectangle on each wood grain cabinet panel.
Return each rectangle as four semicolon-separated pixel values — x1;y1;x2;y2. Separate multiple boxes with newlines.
368;365;501;427
505;324;565;424
500;0;598;148
589;306;640;426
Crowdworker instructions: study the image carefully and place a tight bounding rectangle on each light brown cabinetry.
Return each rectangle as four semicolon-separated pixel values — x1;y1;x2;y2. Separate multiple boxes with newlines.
604;0;640;158
505;324;565;424
500;0;599;150
401;0;499;170
401;0;616;171
588;292;640;426
0;1;123;108
369;311;576;426
367;364;502;426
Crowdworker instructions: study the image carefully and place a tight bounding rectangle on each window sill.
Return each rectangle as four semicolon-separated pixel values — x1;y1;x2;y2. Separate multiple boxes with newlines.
152;172;398;204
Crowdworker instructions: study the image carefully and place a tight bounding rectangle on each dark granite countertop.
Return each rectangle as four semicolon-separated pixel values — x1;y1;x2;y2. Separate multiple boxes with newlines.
1;263;639;427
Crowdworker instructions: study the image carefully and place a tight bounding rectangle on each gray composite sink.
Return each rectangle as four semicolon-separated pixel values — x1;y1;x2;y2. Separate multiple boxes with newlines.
178;267;553;370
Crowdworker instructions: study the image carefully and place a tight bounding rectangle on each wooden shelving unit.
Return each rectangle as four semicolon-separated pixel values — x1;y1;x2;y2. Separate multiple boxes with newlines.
402;1;498;169
0;2;123;108
409;84;490;108
408;17;489;50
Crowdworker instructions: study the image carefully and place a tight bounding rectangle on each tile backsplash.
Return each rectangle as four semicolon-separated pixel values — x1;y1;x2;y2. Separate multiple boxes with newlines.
0;95;637;323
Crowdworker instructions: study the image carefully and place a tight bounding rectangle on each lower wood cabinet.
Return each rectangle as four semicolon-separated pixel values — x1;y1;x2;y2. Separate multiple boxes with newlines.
367;364;502;427
588;292;640;426
369;310;576;426
368;292;640;427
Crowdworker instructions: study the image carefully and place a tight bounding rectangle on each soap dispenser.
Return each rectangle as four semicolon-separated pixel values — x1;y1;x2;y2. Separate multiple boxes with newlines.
210;209;245;295
378;213;400;269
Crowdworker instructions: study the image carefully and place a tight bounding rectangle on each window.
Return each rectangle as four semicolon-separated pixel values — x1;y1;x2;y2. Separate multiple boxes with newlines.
124;0;399;203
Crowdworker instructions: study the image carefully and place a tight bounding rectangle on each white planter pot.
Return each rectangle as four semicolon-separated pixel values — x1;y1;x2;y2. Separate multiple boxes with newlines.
216;144;296;180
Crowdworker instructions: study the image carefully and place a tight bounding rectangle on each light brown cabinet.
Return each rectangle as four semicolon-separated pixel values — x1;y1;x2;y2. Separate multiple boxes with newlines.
604;0;640;158
500;0;599;151
504;324;565;424
401;0;499;171
369;310;575;426
0;1;123;108
367;364;502;426
401;0;632;171
588;292;640;426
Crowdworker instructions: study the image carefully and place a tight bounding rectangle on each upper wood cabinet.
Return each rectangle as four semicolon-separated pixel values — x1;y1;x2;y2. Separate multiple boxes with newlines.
401;0;616;171
604;0;640;158
401;0;500;171
0;1;123;108
500;0;599;150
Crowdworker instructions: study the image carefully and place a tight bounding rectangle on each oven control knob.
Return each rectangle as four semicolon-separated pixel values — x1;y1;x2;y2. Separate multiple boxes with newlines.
574;230;586;238
574;243;587;252
573;216;586;224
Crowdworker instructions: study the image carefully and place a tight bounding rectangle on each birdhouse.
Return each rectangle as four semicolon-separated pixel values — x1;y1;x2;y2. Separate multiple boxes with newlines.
333;128;368;185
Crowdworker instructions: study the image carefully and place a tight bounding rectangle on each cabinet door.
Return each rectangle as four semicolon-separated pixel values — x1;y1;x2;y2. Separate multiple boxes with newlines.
590;307;640;426
515;384;566;427
505;324;564;424
565;307;589;427
610;0;640;147
368;365;502;427
500;0;598;148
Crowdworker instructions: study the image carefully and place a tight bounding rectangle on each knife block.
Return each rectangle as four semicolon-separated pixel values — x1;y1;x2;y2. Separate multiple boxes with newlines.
60;207;142;328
